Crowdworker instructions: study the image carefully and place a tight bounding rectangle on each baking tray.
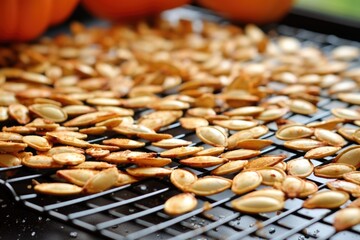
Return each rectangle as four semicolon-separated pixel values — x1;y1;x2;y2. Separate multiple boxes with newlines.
1;6;360;240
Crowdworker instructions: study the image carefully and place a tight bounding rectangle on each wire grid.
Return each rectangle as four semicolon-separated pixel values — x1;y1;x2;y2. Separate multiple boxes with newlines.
1;19;360;240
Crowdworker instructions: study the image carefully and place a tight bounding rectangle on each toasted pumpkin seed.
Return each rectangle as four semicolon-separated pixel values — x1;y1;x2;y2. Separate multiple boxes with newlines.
8;103;30;124
304;146;341;159
224;106;264;117
83;167;119;194
256;108;288;121
0;141;27;153
196;126;228;147
257;167;286;186
0;153;21;167
160;146;204;158
338;92;360;105
231;196;284;213
52;152;86;166
343;171;360;185
333;146;360;168
314;128;346;147
280;176;305;198
306;118;344;130
193;147;225;156
187;176;232;196
126;167;172;178
129;157;172;167
34;183;82;196
213;119;258;131
331;108;360;121
211;160;248;175
221;149;261;160
170;169;198;191
303;190;349;209
333;208;360;232
22;135;51;151
103;138;145;149
180;156;227;168
0;132;23;142
286;157;314;178
152;138;192;149
298;180;319;198
241;188;285;201
179;117;209;130
22;155;62;169
289;99;317;115
102;151;156;164
39;146;84;156
232;171;262;195
64;111;118;127
164;193;198;215
57;169;99;186
327;180;360;196
244;155;286;170
284;138;326;151
70;161;115;170
85;148;110;158
314;163;356;178
227;125;269;149
29;104;67;122
235;139;273;150
276;125;314;140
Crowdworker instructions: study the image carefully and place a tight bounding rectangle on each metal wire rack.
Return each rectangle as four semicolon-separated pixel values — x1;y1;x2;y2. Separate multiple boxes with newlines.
1;7;360;240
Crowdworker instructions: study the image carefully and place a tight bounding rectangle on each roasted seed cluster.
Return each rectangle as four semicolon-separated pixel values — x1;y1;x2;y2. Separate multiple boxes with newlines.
0;19;360;231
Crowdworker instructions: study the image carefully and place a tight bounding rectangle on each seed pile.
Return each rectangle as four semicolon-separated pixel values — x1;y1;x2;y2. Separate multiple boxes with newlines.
0;19;360;231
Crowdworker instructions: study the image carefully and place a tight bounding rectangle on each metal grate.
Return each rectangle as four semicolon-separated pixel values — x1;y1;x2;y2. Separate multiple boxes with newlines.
1;7;360;240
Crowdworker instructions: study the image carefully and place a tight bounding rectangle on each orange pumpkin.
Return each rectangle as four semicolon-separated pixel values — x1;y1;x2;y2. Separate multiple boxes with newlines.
82;0;191;21
0;0;79;42
198;0;294;24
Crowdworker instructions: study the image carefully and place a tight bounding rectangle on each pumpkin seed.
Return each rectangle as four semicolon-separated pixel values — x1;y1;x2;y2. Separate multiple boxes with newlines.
180;156;227;168
64;111;118;127
0;153;21;167
231;171;262;195
314;128;346;147
29;104;67;122
70;161;115;170
102;151;156;164
231;196;284;213
186;107;217;118
286;157;314;178
241;188;285;201
34;183;82;196
129;157;172;167
164;193;198;215
273;161;287;171
303;190;349;209
0;141;28;153
257;167;286;186
333;146;360;168
211;160;248;176
227;125;269;150
52;152;86;166
8;103;30;124
39;146;84;156
196;126;228;147
289;99;317;115
338;127;357;141
57;169;99;186
103;138;145;149
314;163;356;178
136;132;173;142
179;117;209;130
327;180;360;197
22;155;63;169
332;45;359;61
256;108;289;121
85;148;110;158
160;146;204;158
213;119;258;131
83;167;119;194
221;149;261;160
331;108;360;121
224;106;264;117
0;132;23;142
22;135;51;151
343;171;360;185
187;176;232;196
79;126;107;135
113;171;139;187
304;146;341;159
170;169;198;191
126;167;172;178
276;124;314;140
306;118;344;130
333;208;360;232
244;154;287;170
235;139;273;150
280;176;305;198
298;180;319;198
194;147;225;156
284;138;326;151
152;138;192;149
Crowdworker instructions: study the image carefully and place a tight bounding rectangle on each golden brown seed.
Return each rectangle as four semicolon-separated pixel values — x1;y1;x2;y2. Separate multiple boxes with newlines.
63;111;119;127
337;92;360;105
284;138;326;151
353;129;360;144
256;108;288;121
211;160;248;175
286;158;314;178
54;136;89;148
298;180;319;198
0;132;23;142
22;135;52;151
231;196;284;213
95;117;124;128
152;138;192;149
304;146;341;159
83;167;119;194
126;167;172;178
113;171;139;187
187;107;216;118
333;208;360;232
0;107;9;121
0;153;21;167
327;180;360;196
57;169;99;186
289;99;317;115
333;146;360;168
46;131;87;140
224;106;264;117
148;99;190;110
303;190;349;209
273;161;287;171
62;105;97;116
194;147;225;156
138;110;182;131
306;118;344;130
22;155;63;169
343;171;360;185
103;138;145;149
2;126;36;134
8;103;30;124
160;146;204;158
241;188;285;201
170;168;198;191
257;167;286;186
244;154;287;170
79;126;107;135
180;156;227;168
276;125;314;140
227;125;269;149
69;161;115;170
34;183;82;196
29;104;67;122
129;157;172;167
232;171;262;195
85;148;110;158
221;149;261;160
164;193;198;215
213;119;258;131
0;141;27;153
39;146;84;156
102;151;156;164
280;176;305;198
196;126;228;147
187;176;232;196
96;106;134;116
331;108;360;121
52;152;86;166
179;117;209;130
314;163;356;178
235;139;273;150
314;128;346;147
137;132;173;142
86;97;123;106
